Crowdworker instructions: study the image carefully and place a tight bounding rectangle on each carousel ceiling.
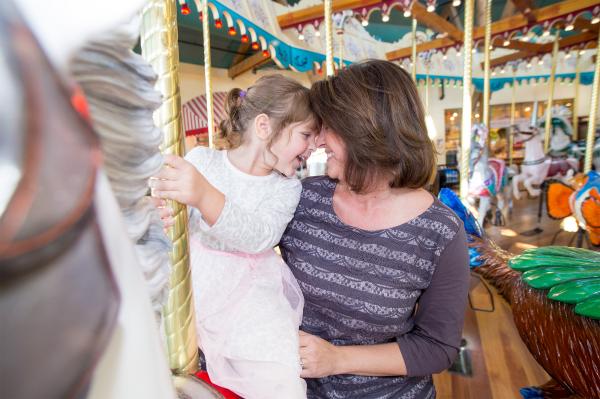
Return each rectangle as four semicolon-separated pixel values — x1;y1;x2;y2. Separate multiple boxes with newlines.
174;0;599;82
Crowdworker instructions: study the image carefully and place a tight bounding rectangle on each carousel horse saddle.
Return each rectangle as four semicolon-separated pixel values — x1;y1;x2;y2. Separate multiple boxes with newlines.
0;3;119;398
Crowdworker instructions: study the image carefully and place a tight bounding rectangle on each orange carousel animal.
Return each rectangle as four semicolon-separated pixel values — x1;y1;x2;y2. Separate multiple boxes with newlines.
547;171;600;246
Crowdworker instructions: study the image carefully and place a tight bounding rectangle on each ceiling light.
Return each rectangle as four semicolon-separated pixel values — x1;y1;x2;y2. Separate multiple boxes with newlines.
592;16;600;24
361;19;368;27
382;14;390;22
452;0;461;6
403;9;411;17
427;4;435;12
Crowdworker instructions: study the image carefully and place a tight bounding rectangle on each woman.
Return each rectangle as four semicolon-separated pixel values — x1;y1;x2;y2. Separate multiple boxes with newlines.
279;60;470;399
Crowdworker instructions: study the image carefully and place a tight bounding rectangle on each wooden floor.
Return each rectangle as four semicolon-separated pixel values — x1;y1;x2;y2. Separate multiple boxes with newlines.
433;194;597;398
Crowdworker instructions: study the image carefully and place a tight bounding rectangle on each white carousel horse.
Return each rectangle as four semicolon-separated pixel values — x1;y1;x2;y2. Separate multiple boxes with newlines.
4;0;209;398
512;108;579;200
468;124;510;227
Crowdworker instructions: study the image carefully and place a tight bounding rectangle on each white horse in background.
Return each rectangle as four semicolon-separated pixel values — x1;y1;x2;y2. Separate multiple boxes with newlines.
512;107;579;200
468;124;511;227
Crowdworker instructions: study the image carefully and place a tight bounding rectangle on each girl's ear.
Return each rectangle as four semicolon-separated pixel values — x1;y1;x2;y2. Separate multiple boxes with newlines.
254;113;272;140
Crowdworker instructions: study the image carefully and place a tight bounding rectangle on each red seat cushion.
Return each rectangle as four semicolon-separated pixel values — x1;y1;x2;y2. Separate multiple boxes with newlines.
195;371;242;399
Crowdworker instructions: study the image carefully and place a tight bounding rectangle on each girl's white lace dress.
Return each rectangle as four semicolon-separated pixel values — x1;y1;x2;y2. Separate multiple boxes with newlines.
185;147;306;399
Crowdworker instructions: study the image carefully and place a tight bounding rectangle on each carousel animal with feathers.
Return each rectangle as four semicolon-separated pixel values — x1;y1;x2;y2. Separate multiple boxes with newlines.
440;188;600;399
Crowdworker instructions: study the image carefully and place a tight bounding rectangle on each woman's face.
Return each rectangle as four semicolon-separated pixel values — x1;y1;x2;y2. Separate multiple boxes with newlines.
317;127;347;181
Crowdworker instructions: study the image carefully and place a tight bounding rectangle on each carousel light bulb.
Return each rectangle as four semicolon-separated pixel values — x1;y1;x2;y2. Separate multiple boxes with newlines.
382;14;390;22
543;30;550;37
251;41;260;50
475;113;480;119
262;49;270;58
504;39;510;46
298;33;304;41
456;51;461;57
452;0;461;6
241;34;249;43
527;62;532;68
538;58;543;65
565;23;574;32
362;19;369;27
565;52;571;59
592;16;600;24
443;54;447;60
492;70;496;76
427;4;435;12
500;68;505;74
180;3;191;15
215;19;223;29
472;48;476;54
489;45;493;50
228;26;237;36
315;30;321;36
403;10;411;17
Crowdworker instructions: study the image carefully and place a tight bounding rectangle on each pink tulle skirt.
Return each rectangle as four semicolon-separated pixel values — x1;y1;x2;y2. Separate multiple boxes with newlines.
189;238;306;399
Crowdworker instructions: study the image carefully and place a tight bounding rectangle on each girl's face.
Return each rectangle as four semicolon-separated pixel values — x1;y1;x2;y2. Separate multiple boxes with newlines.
269;119;318;177
316;126;347;182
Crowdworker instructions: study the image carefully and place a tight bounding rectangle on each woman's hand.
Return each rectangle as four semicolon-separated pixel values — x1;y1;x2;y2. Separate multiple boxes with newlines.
299;331;341;378
149;154;205;209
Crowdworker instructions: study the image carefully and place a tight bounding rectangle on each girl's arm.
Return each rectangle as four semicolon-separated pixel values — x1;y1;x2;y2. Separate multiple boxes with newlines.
300;228;470;378
151;154;301;253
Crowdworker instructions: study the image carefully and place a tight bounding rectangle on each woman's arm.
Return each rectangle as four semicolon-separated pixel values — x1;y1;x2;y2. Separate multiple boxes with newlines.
300;227;470;378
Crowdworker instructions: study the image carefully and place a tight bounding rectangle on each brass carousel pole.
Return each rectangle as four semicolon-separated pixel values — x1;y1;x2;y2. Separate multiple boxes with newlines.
584;33;600;173
324;0;334;76
460;0;475;200
544;35;560;153
482;0;492;128
140;0;198;374
509;67;516;166
411;18;417;82
573;50;581;140
203;0;215;148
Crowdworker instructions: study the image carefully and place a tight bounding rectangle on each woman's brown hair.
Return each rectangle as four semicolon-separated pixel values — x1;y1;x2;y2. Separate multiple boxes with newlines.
309;59;436;193
218;74;317;148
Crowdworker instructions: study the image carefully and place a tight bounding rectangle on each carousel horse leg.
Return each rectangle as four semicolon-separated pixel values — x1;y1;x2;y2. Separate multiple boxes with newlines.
478;196;491;228
512;174;524;200
524;176;542;198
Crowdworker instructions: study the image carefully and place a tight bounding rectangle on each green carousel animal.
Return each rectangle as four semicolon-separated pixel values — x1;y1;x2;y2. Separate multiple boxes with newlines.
439;189;600;399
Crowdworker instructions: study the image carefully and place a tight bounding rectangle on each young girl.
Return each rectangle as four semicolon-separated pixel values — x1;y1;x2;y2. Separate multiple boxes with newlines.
150;75;318;398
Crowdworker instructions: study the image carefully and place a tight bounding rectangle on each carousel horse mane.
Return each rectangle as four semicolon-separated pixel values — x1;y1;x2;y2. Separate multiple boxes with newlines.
70;23;171;313
0;2;120;397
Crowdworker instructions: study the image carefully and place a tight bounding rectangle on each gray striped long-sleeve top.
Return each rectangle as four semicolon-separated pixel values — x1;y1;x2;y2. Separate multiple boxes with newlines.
280;176;470;399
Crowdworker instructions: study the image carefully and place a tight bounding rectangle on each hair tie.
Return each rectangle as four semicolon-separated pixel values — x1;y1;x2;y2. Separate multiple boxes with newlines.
239;90;247;98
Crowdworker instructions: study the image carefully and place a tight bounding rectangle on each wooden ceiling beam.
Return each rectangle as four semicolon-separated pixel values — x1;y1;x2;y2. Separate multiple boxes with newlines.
277;0;464;42
511;0;536;23
228;51;271;79
386;37;456;60
411;2;464;41
473;0;599;40
278;0;378;29
387;0;598;61
488;31;598;67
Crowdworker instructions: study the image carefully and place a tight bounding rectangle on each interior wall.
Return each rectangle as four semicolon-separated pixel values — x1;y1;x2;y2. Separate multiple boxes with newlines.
419;81;594;164
179;63;312;103
179;63;595;165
